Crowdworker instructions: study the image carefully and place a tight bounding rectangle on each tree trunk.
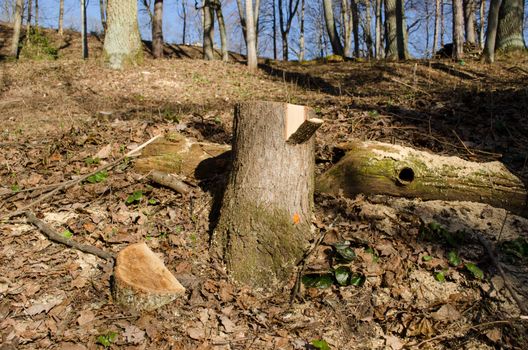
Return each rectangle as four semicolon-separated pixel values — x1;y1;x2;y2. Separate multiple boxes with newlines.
496;0;526;51
364;0;373;58
35;0;39;28
81;0;88;59
213;102;321;287
440;0;445;45
236;0;247;45
317;141;527;216
479;0;485;47
375;0;382;58
351;0;360;57
483;0;502;62
395;0;408;59
58;0;64;35
463;0;477;44
433;0;441;55
299;0;305;61
341;0;352;57
103;0;143;69
215;0;229;61
384;0;398;59
203;0;215;60
99;0;106;34
182;0;187;44
323;0;344;55
26;0;32;33
9;0;24;57
152;0;163;58
453;0;465;59
245;0;258;70
273;0;277;59
282;31;288;60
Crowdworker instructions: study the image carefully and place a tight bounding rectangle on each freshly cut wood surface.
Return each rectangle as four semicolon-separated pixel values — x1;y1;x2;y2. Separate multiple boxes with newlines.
113;242;185;312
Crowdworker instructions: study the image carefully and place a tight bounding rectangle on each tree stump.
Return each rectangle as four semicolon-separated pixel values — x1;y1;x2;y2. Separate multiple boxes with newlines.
213;101;322;287
112;243;185;312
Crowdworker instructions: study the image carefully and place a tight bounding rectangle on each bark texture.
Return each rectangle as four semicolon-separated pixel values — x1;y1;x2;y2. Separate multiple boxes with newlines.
483;0;502;62
323;0;344;55
214;0;229;61
453;0;465;59
81;0;88;59
9;0;24;57
317;141;527;216
463;0;477;44
496;0;526;51
384;0;398;59
58;0;64;35
375;0;383;58
213;102;318;287
103;0;143;69
152;0;164;58
433;0;441;55
245;0;258;69
203;0;215;60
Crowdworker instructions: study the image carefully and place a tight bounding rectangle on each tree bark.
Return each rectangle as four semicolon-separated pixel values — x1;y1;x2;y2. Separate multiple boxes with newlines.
182;0;187;44
463;0;477;45
496;0;526;51
203;0;215;60
273;0;277;59
299;0;305;61
375;0;383;58
351;0;360;57
245;0;258;69
479;0;485;47
341;0;352;57
483;0;502;62
384;0;398;59
364;0;373;58
103;0;143;69
9;0;24;57
81;0;88;59
433;0;441;55
214;0;229;61
58;0;64;35
278;0;301;61
323;0;344;55
99;0;107;34
213;102;320;287
152;0;164;58
453;0;465;59
35;0;39;28
26;0;32;33
395;0;408;59
317;141;527;216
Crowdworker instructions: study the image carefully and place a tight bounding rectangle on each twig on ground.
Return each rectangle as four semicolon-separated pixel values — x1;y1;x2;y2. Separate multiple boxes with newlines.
452;129;475;156
1;135;161;221
477;234;528;315
389;77;432;96
25;211;115;261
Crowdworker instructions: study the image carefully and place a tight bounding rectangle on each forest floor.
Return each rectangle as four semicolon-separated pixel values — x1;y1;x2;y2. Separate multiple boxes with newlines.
1;24;528;349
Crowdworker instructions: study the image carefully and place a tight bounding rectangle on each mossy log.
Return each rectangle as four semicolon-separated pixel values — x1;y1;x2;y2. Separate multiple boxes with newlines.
212;101;322;287
317;141;527;216
134;132;231;178
112;243;185;313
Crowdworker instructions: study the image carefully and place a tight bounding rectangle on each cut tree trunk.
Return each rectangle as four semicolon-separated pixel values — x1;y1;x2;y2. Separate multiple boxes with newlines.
113;242;185;312
317;141;527;216
212;102;322;287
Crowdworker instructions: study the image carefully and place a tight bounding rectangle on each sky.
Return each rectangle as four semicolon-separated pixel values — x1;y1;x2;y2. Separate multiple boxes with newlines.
1;0;527;60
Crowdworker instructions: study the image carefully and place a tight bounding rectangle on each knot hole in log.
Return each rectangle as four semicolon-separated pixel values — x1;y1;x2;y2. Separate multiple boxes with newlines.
397;167;415;186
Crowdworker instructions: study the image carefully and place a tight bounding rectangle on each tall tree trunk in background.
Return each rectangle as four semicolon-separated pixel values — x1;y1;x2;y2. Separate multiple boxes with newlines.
203;0;215;60
375;0;382;58
440;0;445;45
479;0;485;46
152;0;163;58
463;0;477;44
483;0;501;61
273;0;277;59
384;0;398;59
496;0;526;51
453;0;465;59
99;0;107;34
9;0;24;57
364;0;373;58
246;0;258;70
236;0;247;45
26;0;32;33
182;0;187;44
103;0;143;69
278;0;301;61
351;0;360;57
433;0;441;55
81;0;88;58
254;0;261;50
58;0;64;35
323;0;344;55
35;0;39;28
341;0;352;57
215;0;229;61
299;0;305;61
395;0;408;59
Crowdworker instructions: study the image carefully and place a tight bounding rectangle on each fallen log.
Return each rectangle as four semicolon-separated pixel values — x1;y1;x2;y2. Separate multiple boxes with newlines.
112;242;185;313
317;141;527;216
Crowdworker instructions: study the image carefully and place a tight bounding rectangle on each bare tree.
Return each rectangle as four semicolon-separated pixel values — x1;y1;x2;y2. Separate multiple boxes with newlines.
35;0;39;28
299;0;305;60
341;0;353;56
384;0;398;59
433;0;441;55
26;0;32;33
351;0;360;57
152;0;163;58
323;0;344;55
58;0;64;35
463;0;477;45
203;0;215;59
9;0;24;58
181;0;187;44
214;0;229;61
100;0;107;34
81;0;88;58
483;0;501;62
453;0;465;59
273;0;277;58
496;0;526;51
278;0;300;60
375;0;383;58
246;0;258;69
364;0;374;58
479;0;485;46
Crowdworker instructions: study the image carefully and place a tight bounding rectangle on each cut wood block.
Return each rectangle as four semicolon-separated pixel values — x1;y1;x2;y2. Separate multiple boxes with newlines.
112;242;185;312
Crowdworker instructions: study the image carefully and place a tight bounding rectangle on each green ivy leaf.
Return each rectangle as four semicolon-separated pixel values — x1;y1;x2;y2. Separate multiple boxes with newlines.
365;247;379;262
148;198;158;205
334;266;351;286
465;263;483;279
62;230;73;239
302;274;333;289
126;190;143;204
350;273;366;287
435;271;446;282
86;170;108;184
96;331;117;348
447;251;461;266
422;255;433;261
311;339;331;350
11;184;21;193
333;242;356;261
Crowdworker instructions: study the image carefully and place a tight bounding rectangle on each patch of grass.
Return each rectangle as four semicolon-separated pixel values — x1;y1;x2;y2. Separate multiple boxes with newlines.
20;28;58;60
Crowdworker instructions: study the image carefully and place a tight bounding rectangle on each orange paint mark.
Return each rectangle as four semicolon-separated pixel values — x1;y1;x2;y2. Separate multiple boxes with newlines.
293;213;300;225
